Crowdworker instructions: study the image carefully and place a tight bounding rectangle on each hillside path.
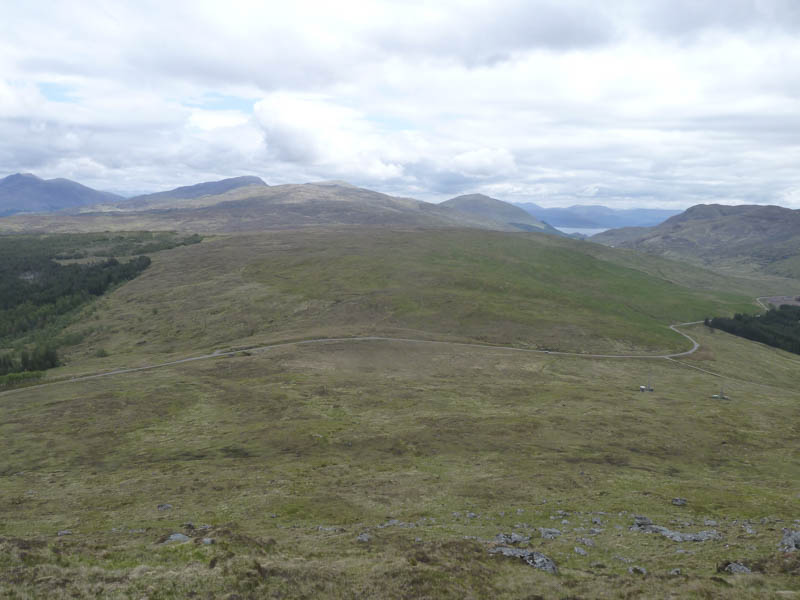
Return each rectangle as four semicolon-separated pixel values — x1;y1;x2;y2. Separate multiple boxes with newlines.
1;321;706;396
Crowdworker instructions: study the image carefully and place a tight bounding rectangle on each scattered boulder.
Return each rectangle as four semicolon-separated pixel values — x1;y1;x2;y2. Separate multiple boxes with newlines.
577;537;595;547
720;561;751;574
57;530;72;537
357;532;372;543
630;516;720;542
378;519;414;529
157;503;173;511
494;532;530;545
201;538;214;545
539;527;561;539
574;546;587;556
163;533;190;544
669;568;682;576
672;498;688;506
780;529;800;552
490;546;558;574
628;565;647;575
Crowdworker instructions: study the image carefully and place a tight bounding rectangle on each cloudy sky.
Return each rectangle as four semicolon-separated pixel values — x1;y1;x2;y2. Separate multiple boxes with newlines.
2;0;800;208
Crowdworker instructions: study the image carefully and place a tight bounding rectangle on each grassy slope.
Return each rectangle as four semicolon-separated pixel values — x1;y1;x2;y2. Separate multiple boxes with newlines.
1;326;799;598
51;228;764;380
1;228;799;598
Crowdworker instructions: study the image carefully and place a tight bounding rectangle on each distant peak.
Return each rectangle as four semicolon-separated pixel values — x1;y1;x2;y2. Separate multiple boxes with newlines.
5;172;41;180
312;180;359;188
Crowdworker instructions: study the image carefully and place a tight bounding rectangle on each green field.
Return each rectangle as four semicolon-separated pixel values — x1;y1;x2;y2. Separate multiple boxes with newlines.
1;229;799;598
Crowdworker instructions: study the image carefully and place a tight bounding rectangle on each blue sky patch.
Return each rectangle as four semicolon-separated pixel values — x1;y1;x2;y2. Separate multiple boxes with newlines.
38;82;79;103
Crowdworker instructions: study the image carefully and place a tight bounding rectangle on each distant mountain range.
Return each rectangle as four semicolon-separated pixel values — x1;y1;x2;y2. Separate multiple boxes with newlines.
513;202;680;229
0;176;569;235
441;194;564;236
0;173;122;216
592;204;800;278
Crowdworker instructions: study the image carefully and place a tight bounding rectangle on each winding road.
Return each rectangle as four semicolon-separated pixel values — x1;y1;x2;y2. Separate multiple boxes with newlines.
0;320;707;396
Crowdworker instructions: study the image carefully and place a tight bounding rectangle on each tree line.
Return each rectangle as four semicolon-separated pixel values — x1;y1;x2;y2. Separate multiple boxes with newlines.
706;304;800;355
0;234;156;379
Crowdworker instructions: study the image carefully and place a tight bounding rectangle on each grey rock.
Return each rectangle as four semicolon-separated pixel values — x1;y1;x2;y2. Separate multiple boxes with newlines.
669;568;682;576
489;546;558;574
592;516;604;525
779;529;800;552
577;537;595;547
672;498;688;506
574;546;587;556
614;555;633;564
561;519;569;525
164;533;190;544
723;562;751;574
378;519;414;529
357;532;372;542
704;519;718;526
628;565;647;575
539;527;561;539
631;517;720;542
317;525;345;532
744;526;757;535
494;532;531;545
467;512;478;519
157;503;173;511
588;528;604;535
57;530;72;536
201;537;214;545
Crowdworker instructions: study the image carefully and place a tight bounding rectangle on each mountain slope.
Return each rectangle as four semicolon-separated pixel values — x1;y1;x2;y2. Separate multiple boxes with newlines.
592;203;800;278
0;173;122;216
515;202;680;228
1;182;556;234
441;194;564;235
118;175;268;210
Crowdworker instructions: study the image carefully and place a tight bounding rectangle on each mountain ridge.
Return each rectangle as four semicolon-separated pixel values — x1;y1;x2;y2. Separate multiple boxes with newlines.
592;203;800;278
0;173;122;216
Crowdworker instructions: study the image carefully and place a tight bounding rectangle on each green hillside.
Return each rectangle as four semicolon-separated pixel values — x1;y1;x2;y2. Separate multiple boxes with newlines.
48;228;765;377
1;228;799;598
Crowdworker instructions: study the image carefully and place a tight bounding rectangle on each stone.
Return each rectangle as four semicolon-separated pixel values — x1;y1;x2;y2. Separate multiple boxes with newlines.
630;516;720;542
577;537;595;547
467;512;478;519
672;498;688;506
201;538;214;545
164;533;190;544
357;532;371;543
489;546;558;574
496;532;530;545
157;503;173;511
57;530;72;536
722;562;751;574
704;519;718;526
628;565;647;575
669;568;682;576
779;529;800;552
539;527;561;539
574;546;587;556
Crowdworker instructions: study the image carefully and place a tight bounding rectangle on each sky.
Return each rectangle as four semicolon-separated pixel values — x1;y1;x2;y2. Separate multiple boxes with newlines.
2;0;800;208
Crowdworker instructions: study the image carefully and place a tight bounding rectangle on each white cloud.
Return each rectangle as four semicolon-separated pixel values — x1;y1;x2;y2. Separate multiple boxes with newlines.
0;0;799;207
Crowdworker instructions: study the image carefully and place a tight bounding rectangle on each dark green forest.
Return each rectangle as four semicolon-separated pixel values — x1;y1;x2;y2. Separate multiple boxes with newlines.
0;232;200;384
706;304;800;355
